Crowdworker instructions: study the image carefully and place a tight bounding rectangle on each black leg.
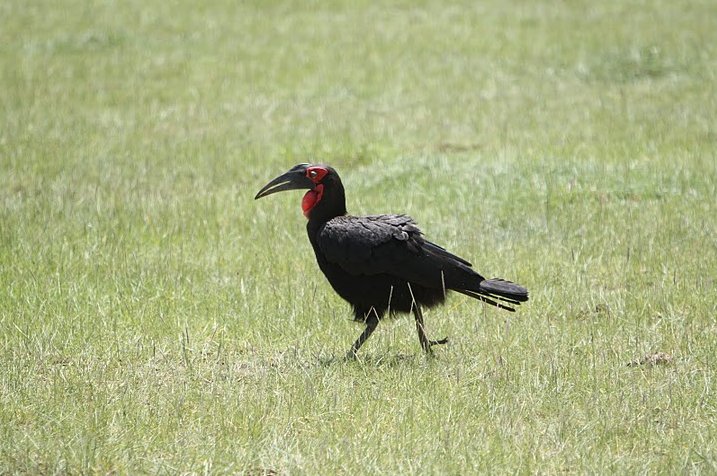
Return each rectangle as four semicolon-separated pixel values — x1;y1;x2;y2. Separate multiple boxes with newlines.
346;318;379;360
413;302;448;353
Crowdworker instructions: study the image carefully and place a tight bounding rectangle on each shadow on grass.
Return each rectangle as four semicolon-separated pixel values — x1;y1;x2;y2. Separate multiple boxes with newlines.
316;351;443;368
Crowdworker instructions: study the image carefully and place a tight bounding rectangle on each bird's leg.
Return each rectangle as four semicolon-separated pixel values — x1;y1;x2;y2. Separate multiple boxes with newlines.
345;316;379;360
413;303;430;352
413;302;448;353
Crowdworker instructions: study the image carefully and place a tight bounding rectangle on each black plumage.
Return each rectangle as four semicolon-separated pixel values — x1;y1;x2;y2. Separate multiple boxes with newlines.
255;163;528;358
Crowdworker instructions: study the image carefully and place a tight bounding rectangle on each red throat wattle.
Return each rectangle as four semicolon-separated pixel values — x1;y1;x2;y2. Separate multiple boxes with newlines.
302;184;324;217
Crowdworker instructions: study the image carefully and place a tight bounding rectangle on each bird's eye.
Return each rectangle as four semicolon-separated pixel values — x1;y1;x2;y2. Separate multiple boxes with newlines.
309;170;318;178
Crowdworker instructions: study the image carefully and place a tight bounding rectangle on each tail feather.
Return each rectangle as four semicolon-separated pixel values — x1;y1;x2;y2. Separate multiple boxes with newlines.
479;278;529;302
456;289;519;312
464;289;523;305
456;278;529;312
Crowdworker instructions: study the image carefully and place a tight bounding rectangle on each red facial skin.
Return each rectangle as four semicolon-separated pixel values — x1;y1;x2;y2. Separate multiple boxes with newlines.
301;166;329;217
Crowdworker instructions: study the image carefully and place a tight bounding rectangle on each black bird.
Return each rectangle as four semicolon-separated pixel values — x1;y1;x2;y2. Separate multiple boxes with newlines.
255;163;528;358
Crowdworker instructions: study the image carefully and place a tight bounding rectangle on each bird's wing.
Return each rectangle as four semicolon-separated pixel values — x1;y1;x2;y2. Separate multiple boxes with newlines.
317;214;476;286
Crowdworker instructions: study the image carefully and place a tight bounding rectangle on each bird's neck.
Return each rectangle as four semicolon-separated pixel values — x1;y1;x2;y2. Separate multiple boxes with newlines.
305;181;347;227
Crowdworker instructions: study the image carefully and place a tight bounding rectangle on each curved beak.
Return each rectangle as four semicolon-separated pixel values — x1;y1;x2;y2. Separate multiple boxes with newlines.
254;166;314;200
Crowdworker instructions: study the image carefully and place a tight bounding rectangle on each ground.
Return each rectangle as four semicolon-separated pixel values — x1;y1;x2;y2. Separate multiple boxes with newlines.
1;0;716;473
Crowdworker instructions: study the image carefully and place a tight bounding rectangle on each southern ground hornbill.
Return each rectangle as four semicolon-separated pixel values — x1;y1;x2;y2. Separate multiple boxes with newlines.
255;163;528;358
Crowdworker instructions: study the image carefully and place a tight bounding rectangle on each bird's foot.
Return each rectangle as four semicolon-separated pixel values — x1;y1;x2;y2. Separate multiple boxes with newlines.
420;336;449;354
429;337;449;347
344;349;359;361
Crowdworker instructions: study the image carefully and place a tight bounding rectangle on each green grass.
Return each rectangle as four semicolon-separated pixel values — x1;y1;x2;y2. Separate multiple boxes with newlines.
2;0;717;473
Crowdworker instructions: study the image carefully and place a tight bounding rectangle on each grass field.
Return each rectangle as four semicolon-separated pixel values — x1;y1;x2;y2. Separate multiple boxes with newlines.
2;0;717;473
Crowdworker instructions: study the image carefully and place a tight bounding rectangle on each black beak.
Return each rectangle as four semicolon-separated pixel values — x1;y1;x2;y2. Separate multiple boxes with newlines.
255;166;314;200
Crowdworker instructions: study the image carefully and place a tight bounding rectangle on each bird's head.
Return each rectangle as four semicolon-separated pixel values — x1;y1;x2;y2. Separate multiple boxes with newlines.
255;163;346;220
